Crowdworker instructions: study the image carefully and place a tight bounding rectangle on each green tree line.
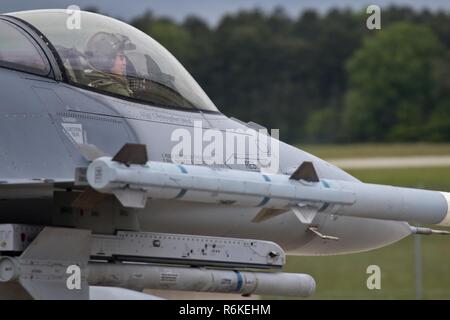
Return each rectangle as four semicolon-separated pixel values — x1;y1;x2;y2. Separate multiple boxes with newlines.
94;6;450;143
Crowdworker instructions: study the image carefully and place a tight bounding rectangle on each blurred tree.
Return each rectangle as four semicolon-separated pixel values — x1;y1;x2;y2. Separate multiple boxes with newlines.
427;51;450;141
127;7;450;144
131;13;193;62
343;22;445;142
131;10;154;32
306;107;341;143
150;19;193;62
182;16;215;88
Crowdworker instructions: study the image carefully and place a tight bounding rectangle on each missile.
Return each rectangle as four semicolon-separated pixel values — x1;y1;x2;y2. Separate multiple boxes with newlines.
0;257;315;298
88;262;316;297
83;144;450;227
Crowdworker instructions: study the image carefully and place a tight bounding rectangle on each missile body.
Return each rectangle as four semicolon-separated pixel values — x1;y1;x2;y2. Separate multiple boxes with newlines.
87;157;355;207
88;262;316;297
0;257;315;298
86;157;450;227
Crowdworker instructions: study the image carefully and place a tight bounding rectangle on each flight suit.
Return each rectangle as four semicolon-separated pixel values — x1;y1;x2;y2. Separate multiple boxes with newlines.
82;69;133;97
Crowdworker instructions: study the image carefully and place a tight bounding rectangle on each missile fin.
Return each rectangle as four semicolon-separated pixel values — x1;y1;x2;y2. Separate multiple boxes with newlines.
252;208;289;223
113;189;148;208
290;161;319;182
112;143;148;166
17;227;91;299
76;143;108;162
292;206;317;224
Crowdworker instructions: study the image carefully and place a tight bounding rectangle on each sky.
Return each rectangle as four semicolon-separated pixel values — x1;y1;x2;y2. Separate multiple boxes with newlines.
1;0;449;25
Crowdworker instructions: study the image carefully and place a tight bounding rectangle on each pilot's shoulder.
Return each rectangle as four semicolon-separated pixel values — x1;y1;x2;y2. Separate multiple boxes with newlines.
84;69;115;86
83;69;132;96
84;69;108;80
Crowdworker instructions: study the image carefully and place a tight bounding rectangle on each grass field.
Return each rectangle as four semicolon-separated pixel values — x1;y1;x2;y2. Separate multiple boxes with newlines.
277;144;450;300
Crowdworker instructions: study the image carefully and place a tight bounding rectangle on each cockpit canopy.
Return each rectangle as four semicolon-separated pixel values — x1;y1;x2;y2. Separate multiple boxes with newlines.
8;10;218;112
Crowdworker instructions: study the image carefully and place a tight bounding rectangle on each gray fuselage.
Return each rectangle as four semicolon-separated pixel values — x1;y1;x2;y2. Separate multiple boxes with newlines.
0;66;412;255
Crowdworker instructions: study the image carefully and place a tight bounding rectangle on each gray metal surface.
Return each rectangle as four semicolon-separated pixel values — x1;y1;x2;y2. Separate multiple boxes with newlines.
0;224;42;251
91;231;285;269
0;224;285;269
89;286;163;300
0;227;91;300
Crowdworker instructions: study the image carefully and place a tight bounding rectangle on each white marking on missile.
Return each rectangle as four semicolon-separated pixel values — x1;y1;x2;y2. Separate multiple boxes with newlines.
438;192;450;227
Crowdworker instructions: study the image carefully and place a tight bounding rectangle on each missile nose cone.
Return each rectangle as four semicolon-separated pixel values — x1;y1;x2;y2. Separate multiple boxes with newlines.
438;192;450;227
87;158;115;191
300;274;316;297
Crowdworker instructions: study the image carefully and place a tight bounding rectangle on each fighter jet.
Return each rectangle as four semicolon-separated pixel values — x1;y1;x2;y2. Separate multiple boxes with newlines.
0;9;448;300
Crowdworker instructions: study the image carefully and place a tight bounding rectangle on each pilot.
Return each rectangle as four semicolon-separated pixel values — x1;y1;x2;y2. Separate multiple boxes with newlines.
83;32;136;97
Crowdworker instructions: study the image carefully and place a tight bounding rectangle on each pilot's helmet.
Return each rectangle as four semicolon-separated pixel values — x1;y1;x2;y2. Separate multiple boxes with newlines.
85;32;136;72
